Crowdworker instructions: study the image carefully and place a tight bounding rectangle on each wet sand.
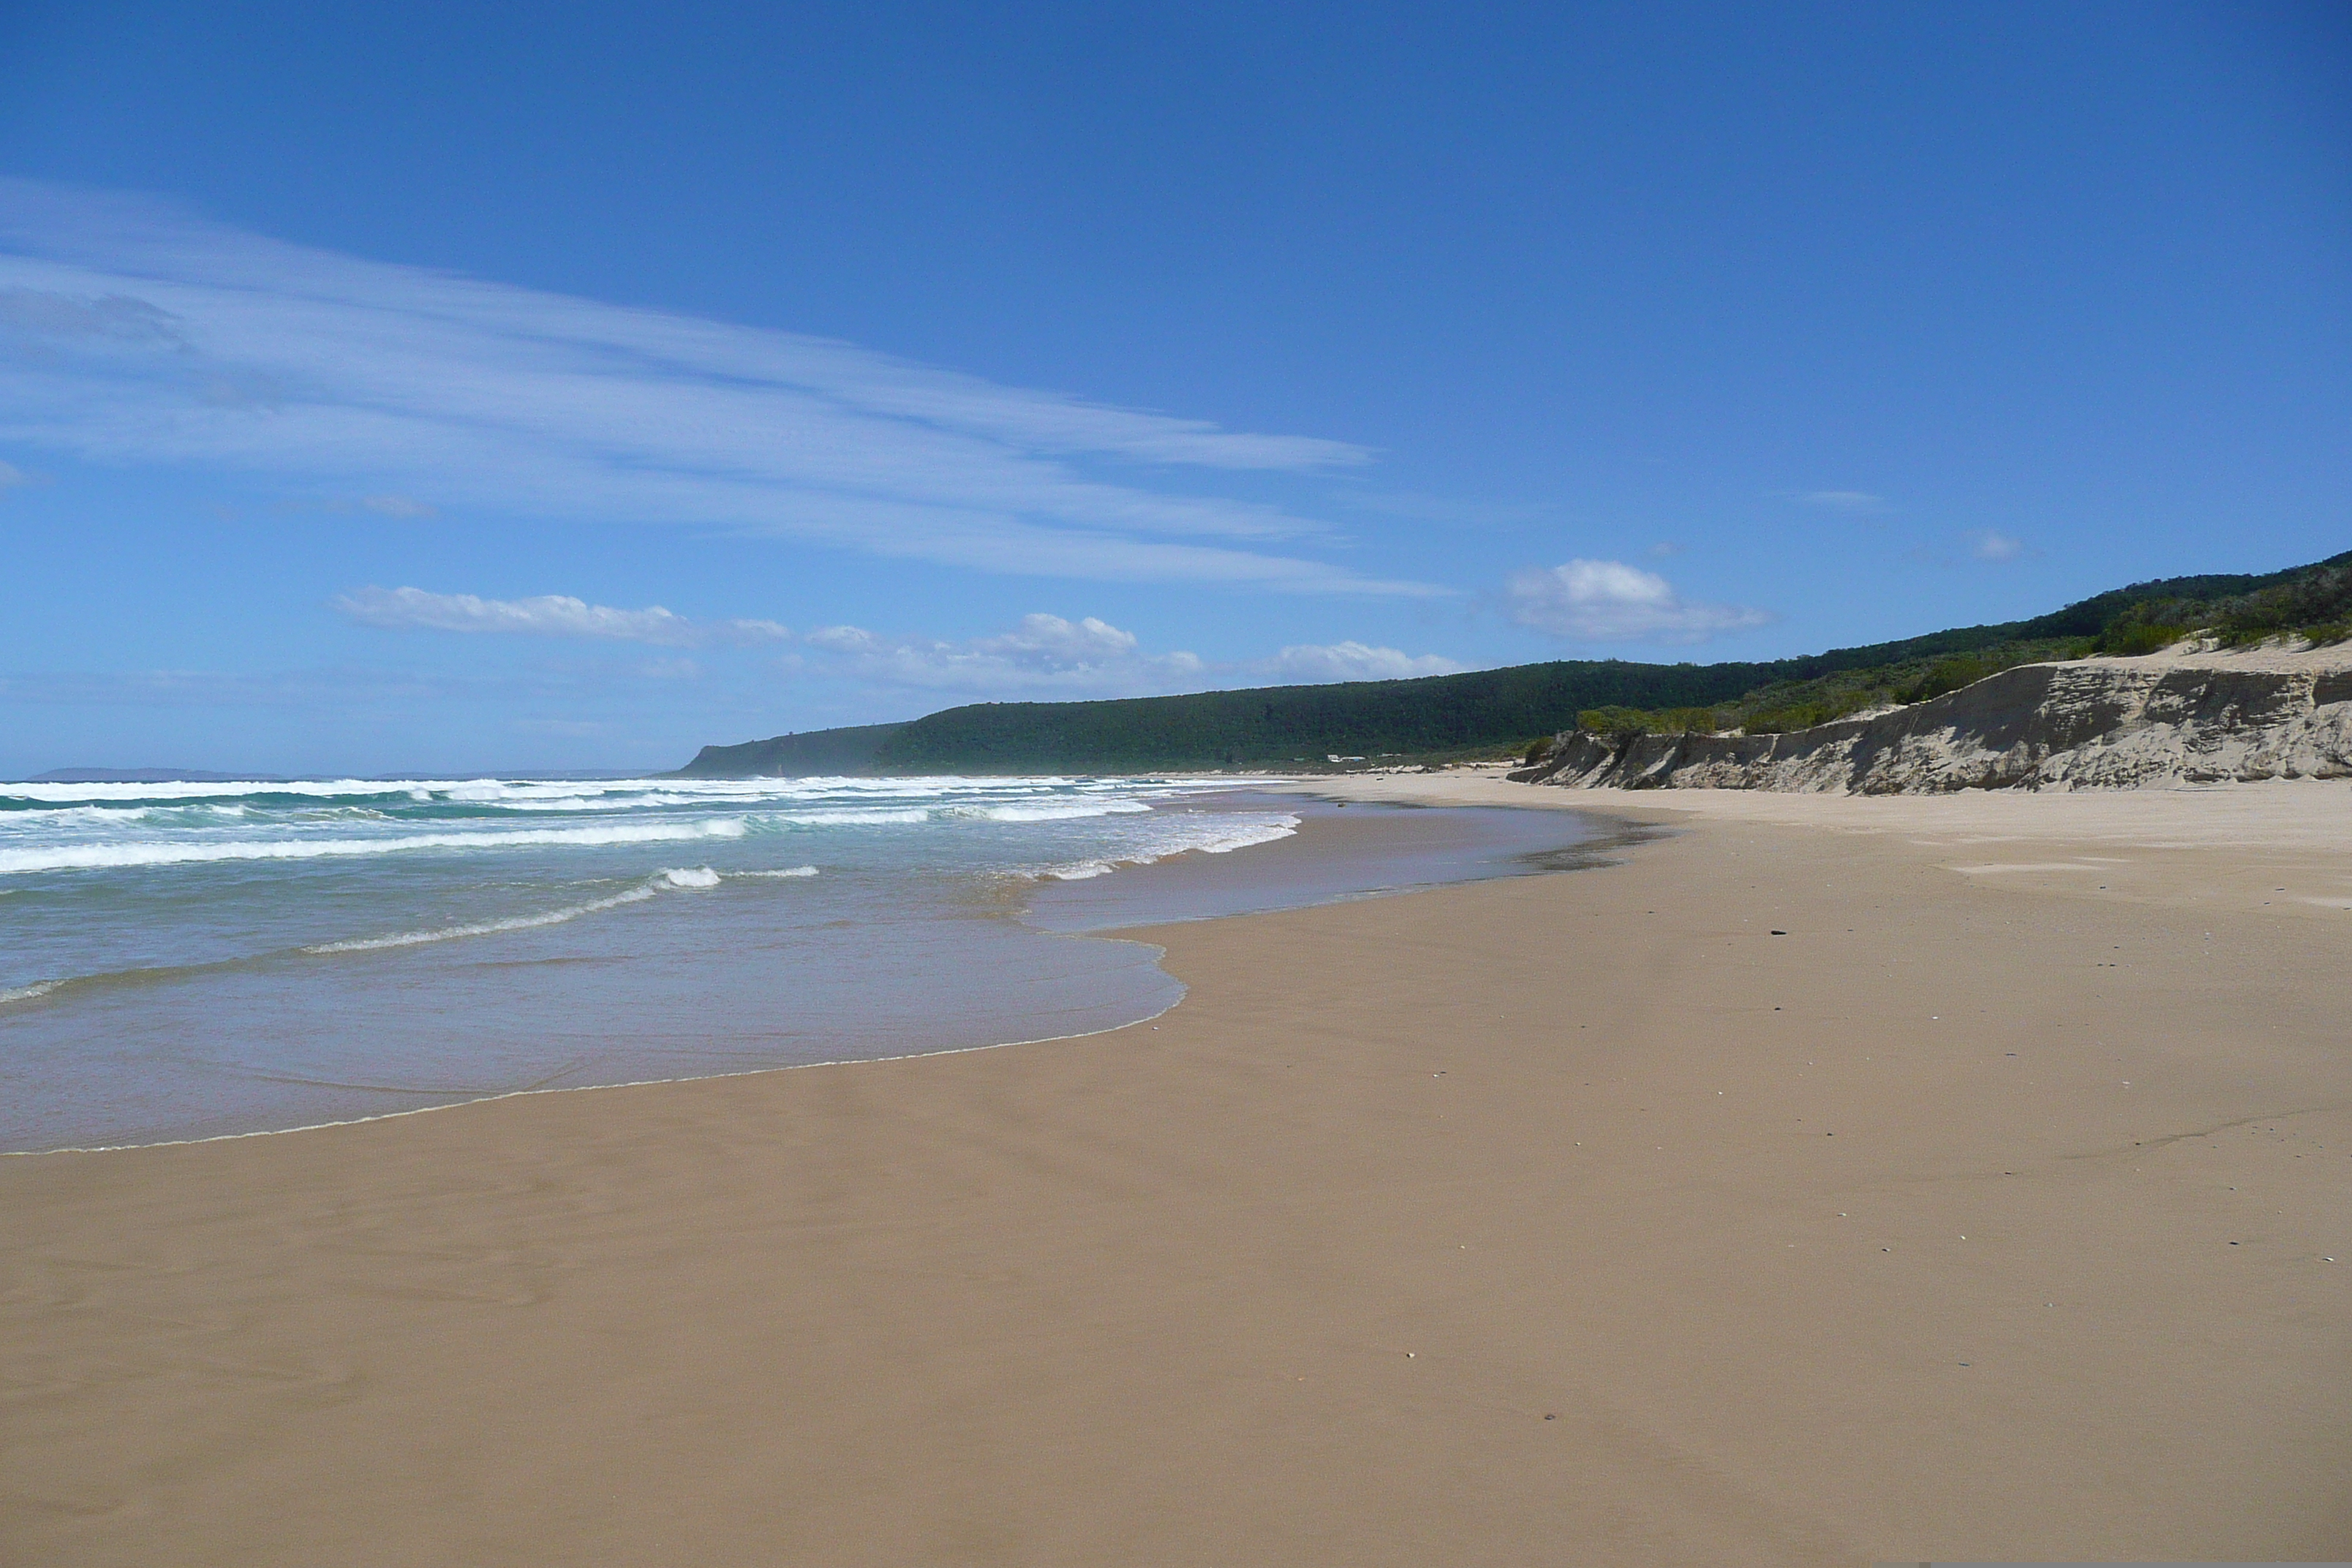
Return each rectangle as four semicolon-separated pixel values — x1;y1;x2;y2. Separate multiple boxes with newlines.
4;780;2348;1564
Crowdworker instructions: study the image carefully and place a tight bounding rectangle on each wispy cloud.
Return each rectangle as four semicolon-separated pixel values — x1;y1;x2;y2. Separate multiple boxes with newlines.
1969;529;2024;562
803;613;1207;696
7;610;1468;715
333;586;790;646
0;658;729;710
0;666;503;709
355;493;434;518
802;613;1465;698
1255;641;1464;682
0;179;1435;595
1505;559;1770;642
0;459;28;490
1796;490;1885;513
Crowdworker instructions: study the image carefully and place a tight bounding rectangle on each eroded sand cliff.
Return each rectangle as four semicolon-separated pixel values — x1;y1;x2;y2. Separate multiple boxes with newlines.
1514;642;2352;793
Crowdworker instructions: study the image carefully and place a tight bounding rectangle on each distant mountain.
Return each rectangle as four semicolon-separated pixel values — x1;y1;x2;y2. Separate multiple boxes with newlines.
674;549;2352;777
22;767;289;784
670;723;910;779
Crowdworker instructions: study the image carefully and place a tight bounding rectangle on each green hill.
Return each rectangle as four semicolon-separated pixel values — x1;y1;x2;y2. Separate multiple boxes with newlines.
673;722;910;778
674;550;2350;776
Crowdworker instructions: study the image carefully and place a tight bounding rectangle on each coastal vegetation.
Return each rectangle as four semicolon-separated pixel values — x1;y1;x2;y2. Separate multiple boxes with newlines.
1567;635;2094;742
675;549;2351;776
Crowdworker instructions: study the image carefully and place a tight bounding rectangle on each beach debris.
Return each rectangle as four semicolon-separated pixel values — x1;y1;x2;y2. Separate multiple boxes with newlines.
1771;929;1787;935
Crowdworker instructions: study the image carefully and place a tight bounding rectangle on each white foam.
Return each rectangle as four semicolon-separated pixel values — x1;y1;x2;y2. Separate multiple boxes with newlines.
950;800;1155;823
0;817;748;876
303;864;736;953
735;865;820;878
306;888;661;952
486;792;707;813
1041;813;1300;881
0;802;261;827
0;979;63;1005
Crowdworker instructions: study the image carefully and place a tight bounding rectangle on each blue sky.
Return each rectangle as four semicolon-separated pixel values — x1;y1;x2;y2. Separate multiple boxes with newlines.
1;1;2346;775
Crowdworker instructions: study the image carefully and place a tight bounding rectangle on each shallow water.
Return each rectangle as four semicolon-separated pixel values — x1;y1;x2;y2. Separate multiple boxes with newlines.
0;774;1591;1150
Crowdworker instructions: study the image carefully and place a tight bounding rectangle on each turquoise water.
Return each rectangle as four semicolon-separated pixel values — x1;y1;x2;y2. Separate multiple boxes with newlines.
0;774;1590;1151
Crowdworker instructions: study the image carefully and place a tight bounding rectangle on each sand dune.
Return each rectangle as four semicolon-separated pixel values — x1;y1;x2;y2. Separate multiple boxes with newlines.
1519;640;2352;794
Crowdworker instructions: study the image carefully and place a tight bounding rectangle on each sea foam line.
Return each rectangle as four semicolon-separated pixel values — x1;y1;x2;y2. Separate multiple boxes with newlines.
948;800;1155;823
0;866;823;1004
0;818;749;875
1044;814;1301;881
302;864;817;954
306;866;705;952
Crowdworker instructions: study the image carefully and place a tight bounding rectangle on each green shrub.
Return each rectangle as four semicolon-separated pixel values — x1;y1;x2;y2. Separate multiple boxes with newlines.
1893;656;1991;704
1742;701;1842;734
1577;706;1650;737
2208;564;2352;646
2095;622;2189;657
1576;705;1722;738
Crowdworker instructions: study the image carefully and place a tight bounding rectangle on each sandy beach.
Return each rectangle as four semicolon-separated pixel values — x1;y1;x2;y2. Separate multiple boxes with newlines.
5;778;2348;1564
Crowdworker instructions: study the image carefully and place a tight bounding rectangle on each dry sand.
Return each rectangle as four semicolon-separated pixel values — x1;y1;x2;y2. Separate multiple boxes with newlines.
5;780;2349;1564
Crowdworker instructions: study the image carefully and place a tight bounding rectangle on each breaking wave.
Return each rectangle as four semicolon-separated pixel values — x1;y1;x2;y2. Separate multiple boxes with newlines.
301;864;750;953
0;818;749;876
1043;813;1301;881
4;866;829;1003
949;800;1155;823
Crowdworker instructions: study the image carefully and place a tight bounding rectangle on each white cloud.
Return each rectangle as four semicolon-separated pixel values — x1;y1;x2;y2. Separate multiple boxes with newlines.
973;612;1157;671
7;613;1468;714
802;613;1465;698
1505;559;1771;642
332;586;790;647
1970;529;2024;562
1798;490;1885;513
1257;641;1466;682
804;613;1205;696
0;179;1436;595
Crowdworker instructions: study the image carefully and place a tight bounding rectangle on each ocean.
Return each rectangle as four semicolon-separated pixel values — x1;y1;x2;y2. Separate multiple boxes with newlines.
0;774;1593;1152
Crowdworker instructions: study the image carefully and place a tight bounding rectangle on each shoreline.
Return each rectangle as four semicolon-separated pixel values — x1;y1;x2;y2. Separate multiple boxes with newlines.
3;793;1605;1156
5;780;2348;1562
